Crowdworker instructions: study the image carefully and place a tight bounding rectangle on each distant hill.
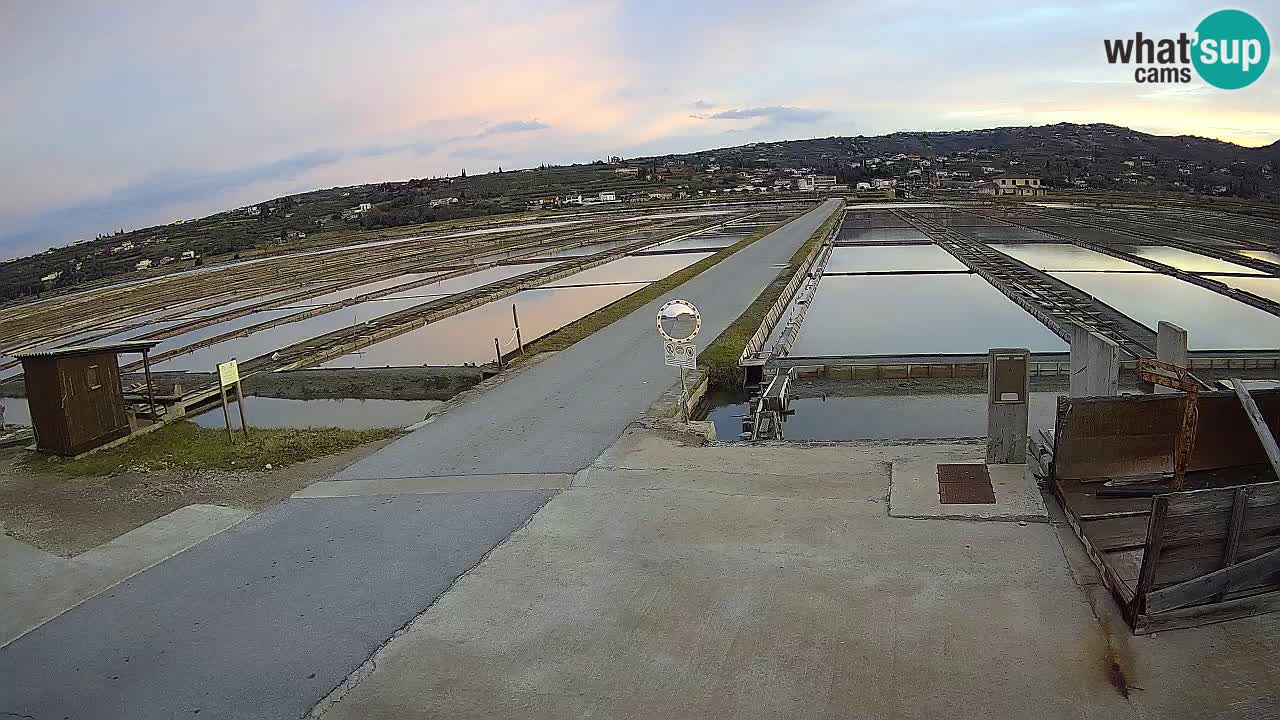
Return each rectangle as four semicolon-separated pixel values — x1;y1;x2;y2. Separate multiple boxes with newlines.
3;123;1276;303
649;122;1277;198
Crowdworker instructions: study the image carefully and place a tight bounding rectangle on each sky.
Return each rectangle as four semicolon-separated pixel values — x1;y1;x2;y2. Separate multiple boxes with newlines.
2;0;1278;260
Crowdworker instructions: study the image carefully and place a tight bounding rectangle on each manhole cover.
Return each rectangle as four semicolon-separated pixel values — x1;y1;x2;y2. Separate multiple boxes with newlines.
938;464;996;504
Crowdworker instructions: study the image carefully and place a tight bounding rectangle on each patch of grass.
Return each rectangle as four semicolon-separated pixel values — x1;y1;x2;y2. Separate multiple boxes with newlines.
24;421;399;477
697;207;842;389
519;210;808;357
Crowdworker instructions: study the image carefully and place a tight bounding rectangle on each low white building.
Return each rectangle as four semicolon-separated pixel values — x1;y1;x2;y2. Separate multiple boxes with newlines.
429;197;459;208
181;250;197;260
135;259;153;270
582;191;618;205
977;175;1046;196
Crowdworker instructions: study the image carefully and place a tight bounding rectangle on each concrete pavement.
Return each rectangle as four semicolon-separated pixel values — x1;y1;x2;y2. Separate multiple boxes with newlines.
316;427;1280;720
331;199;842;479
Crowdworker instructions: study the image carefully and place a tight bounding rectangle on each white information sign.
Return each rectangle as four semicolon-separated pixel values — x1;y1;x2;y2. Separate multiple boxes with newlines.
664;340;697;369
217;359;240;388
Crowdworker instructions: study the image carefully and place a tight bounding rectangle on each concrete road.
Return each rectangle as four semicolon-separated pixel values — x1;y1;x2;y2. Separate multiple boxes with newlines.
0;492;555;720
332;199;842;479
0;201;839;719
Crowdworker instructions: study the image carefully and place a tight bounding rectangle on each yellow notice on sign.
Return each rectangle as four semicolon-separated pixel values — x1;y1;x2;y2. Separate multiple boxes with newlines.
217;359;239;388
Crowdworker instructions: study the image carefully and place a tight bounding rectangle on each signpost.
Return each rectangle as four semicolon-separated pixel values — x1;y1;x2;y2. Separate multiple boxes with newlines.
215;359;250;443
657;299;701;422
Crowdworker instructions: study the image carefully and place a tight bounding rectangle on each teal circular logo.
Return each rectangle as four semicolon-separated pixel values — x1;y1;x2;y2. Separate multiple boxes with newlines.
1193;9;1270;89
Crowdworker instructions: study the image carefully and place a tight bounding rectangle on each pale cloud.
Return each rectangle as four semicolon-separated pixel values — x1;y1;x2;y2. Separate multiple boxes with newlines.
699;106;831;124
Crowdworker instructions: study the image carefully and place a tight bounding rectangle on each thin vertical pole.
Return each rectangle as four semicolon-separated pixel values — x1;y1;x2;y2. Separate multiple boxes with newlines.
494;337;503;368
513;303;524;355
234;379;250;440
141;348;157;419
679;367;689;423
220;385;233;444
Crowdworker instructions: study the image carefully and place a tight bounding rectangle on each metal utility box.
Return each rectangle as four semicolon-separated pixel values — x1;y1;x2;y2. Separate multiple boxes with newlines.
987;348;1030;464
15;341;160;456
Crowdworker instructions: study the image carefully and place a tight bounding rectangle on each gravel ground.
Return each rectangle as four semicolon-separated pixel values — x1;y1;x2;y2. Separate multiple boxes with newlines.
0;435;397;556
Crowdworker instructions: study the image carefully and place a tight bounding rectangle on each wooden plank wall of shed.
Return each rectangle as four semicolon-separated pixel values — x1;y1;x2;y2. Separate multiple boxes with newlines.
21;357;67;453
1054;391;1280;481
58;352;129;454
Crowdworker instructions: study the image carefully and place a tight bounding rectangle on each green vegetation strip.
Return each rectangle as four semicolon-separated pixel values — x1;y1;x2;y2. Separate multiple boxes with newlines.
697;209;841;389
24;421;399;477
519;211;805;357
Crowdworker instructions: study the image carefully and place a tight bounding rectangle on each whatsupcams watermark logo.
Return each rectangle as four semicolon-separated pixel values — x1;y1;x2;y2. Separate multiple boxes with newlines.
1104;9;1270;89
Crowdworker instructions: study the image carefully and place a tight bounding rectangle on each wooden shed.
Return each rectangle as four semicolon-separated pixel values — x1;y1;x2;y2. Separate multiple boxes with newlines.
14;340;160;456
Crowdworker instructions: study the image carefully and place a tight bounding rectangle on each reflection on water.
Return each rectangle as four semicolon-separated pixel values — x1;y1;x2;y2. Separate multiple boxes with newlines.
525;239;640;261
1212;276;1280;305
151;264;549;371
542;253;710;287
276;271;445;309
824;245;965;274
192;396;442;430
1238;250;1280;265
0;396;31;426
645;236;736;253
323;283;645;367
1123;246;1264;275
791;274;1067;356
322;252;710;368
836;228;928;243
153;298;435;372
988;243;1150;272
1050;272;1280;350
149;308;303;358
705;391;1062;441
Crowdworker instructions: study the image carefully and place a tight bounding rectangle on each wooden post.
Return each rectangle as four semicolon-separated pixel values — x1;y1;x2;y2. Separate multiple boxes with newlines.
1230;378;1280;479
1134;495;1169;614
234;379;250;440
513;303;524;355
219;385;233;444
494;337;502;368
1215;487;1249;602
141;347;158;420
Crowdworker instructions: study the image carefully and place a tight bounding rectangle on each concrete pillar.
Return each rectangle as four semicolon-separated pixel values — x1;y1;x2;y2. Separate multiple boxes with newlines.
1155;321;1189;395
987;348;1030;464
1070;323;1120;398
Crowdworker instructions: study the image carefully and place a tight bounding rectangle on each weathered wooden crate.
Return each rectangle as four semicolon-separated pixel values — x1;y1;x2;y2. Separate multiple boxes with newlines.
1045;390;1280;634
